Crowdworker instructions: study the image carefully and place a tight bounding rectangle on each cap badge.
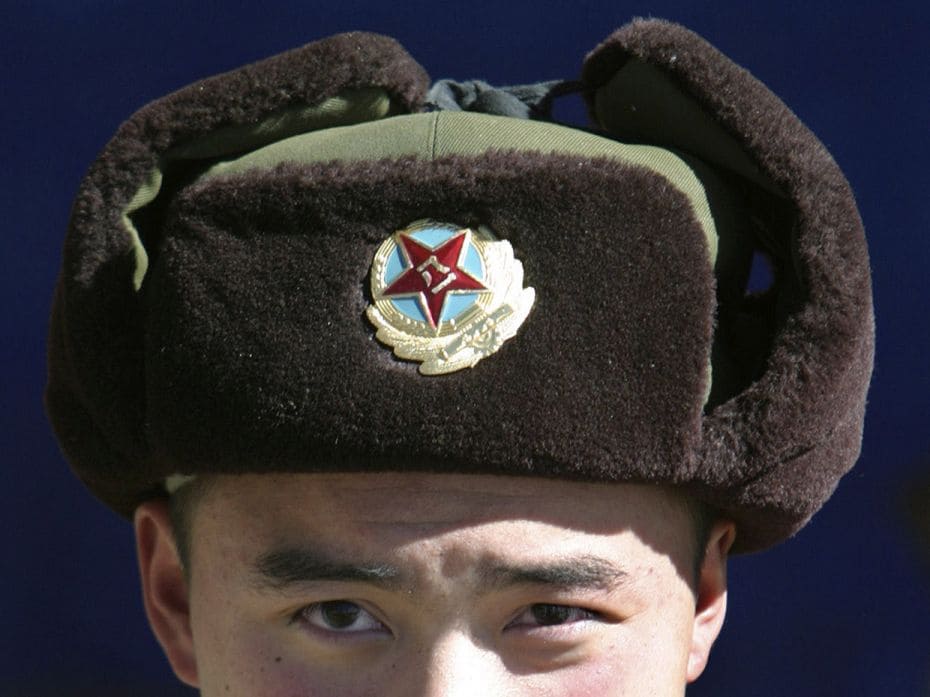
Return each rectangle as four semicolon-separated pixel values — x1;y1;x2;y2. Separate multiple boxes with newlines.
367;220;535;375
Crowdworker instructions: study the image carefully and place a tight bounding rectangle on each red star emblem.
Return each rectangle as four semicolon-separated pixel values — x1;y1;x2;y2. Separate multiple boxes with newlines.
381;230;488;328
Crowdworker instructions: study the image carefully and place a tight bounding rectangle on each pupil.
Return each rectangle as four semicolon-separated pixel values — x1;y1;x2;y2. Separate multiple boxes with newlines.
320;601;361;628
531;604;572;626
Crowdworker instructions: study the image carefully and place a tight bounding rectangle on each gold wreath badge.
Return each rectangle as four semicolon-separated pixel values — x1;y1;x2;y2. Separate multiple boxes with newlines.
366;220;535;375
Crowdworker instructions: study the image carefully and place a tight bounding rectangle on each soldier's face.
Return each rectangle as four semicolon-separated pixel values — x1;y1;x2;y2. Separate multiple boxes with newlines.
136;473;733;696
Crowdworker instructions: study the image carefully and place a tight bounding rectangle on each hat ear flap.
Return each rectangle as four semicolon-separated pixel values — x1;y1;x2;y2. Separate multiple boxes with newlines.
47;33;430;511
582;19;873;551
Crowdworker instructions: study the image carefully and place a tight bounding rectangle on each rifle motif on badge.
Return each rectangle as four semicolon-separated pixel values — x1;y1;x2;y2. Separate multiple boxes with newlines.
366;220;535;375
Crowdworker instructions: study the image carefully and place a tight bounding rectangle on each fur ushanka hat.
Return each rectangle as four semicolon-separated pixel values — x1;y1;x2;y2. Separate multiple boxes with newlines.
47;20;873;553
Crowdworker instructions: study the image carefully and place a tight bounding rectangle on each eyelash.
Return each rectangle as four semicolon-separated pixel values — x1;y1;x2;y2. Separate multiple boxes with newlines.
505;603;602;632
290;600;606;642
292;600;392;638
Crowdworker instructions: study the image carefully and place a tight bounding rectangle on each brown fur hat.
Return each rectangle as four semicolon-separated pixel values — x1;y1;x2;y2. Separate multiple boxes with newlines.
46;21;873;553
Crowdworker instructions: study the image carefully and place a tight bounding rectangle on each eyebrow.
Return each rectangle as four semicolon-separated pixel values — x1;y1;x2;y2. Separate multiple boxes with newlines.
477;555;628;593
251;548;404;592
251;547;626;595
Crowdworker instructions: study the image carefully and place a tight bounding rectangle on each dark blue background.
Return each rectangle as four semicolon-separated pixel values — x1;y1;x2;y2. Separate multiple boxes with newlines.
4;1;929;695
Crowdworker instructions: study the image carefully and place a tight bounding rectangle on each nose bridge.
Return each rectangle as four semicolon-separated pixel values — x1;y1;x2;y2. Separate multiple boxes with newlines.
406;629;507;697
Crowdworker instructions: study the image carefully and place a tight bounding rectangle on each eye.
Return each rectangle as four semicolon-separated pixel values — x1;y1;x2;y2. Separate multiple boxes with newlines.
507;603;599;630
297;600;388;634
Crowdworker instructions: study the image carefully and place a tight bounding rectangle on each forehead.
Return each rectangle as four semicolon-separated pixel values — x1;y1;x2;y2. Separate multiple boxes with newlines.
191;473;695;570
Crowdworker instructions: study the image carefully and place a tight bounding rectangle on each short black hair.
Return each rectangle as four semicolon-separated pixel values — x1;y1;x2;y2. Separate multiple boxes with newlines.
686;496;716;584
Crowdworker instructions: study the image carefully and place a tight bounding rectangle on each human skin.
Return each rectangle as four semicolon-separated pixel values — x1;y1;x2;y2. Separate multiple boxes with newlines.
135;473;734;696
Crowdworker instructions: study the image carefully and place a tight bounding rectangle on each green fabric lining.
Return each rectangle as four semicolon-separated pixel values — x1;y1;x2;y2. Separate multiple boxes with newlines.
169;87;394;161
123;168;162;290
594;59;780;195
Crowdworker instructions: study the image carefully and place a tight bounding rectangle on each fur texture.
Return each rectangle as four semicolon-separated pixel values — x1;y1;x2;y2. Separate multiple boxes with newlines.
48;31;430;508
583;20;874;548
47;22;874;553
